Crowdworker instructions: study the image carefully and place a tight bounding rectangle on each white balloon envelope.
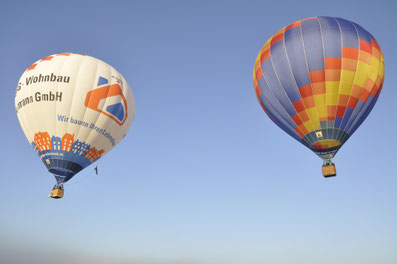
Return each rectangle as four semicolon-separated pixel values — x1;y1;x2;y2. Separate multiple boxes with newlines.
15;53;135;186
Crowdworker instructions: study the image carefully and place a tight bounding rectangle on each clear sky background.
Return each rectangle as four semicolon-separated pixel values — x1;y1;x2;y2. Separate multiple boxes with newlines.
0;1;396;263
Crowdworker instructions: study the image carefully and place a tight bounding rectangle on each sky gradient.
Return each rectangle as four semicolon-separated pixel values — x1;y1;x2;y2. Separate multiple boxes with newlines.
1;0;396;263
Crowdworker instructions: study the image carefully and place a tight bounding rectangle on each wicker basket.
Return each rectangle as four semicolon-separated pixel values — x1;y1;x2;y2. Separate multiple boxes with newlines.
49;188;64;199
322;164;336;177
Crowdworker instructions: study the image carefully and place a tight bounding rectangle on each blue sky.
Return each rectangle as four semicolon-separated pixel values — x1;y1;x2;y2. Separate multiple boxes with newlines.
1;0;396;263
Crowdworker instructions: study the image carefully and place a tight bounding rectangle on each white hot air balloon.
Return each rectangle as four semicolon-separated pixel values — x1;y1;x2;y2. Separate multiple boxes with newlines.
15;53;135;198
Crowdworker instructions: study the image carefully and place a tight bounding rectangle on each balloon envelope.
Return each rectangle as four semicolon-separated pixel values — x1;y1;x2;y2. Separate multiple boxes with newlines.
253;17;384;160
15;53;135;183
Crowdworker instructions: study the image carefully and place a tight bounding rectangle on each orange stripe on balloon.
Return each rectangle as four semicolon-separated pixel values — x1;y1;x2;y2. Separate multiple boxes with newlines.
342;47;359;60
299;110;310;122
351;84;362;97
342;58;357;71
255;83;262;97
325;57;341;69
337;94;349;106
359;89;370;103
270;32;284;47
298;84;313;98
359;40;372;55
325;70;341;82
301;17;317;22
255;67;263;80
40;56;54;62
27;64;37;71
293;99;306;112
303;97;316;108
347;96;359;109
297;124;309;135
309;70;325;83
292;114;303;126
336;106;346;118
312;83;326;94
260;49;270;63
327;105;337;118
285;21;301;31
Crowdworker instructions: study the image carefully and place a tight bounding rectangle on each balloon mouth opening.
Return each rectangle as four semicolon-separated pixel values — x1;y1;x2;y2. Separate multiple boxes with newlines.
49;169;75;183
312;147;340;160
50;168;75;177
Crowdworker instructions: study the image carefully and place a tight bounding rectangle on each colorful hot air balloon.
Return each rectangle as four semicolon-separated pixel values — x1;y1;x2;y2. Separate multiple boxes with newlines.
253;17;384;177
15;53;135;197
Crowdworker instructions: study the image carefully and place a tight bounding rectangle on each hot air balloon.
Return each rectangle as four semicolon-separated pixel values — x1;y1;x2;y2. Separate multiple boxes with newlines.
253;17;384;177
15;53;135;197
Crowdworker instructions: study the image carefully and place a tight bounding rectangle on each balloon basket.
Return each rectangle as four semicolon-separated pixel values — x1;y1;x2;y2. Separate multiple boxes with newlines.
322;162;336;178
49;184;64;199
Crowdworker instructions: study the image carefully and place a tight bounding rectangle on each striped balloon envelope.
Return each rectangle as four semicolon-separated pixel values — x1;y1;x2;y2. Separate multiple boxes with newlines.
253;17;384;175
15;53;135;194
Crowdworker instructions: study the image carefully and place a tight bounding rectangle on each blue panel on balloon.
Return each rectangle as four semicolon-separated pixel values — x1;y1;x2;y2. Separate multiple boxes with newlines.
106;103;125;122
284;26;311;87
97;76;109;86
318;17;342;58
354;23;374;44
336;18;359;49
301;18;325;72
